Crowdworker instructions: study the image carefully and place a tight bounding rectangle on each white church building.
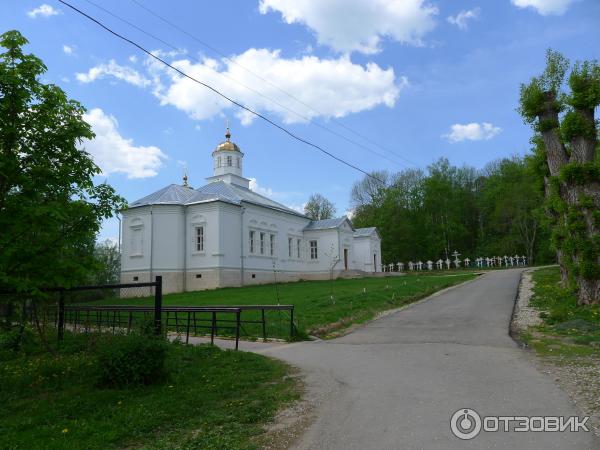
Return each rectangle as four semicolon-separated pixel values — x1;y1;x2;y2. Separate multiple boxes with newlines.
120;128;382;293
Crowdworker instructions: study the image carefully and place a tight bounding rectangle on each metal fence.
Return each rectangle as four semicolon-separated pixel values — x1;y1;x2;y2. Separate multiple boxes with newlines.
1;277;297;350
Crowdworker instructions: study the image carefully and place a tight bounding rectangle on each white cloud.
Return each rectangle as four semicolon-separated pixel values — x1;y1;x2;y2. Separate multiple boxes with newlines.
511;0;575;15
447;8;480;30
147;48;404;125
443;122;502;143
76;60;150;87
81;108;166;179
27;4;60;18
259;0;438;54
128;55;138;63
62;44;73;55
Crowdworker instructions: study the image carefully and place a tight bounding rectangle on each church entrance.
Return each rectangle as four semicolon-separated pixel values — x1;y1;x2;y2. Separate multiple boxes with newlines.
344;248;348;270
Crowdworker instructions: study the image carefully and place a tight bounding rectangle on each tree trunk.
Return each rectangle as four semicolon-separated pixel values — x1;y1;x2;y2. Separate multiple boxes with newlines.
538;93;599;305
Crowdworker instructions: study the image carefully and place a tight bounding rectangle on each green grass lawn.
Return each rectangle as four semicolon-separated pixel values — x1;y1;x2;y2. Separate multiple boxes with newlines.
0;332;299;449
100;273;477;339
521;267;600;357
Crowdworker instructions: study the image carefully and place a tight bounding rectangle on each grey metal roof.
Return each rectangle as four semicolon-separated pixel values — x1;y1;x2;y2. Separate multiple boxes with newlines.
354;227;378;237
127;181;307;217
128;184;198;207
304;217;351;231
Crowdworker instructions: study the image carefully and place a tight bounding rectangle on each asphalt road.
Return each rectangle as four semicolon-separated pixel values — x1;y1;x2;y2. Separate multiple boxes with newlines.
260;269;598;450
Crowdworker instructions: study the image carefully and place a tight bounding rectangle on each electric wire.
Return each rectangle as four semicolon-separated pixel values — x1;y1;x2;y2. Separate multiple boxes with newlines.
57;0;385;182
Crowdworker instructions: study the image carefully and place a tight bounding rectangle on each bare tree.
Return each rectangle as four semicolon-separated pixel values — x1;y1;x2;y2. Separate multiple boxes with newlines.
350;170;390;208
304;194;336;220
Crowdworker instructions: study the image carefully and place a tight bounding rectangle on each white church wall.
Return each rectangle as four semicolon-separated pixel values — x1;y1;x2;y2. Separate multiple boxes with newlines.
152;205;185;271
353;237;371;272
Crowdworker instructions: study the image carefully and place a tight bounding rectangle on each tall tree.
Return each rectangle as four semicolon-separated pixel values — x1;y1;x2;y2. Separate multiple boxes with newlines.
92;240;121;285
304;193;336;220
519;49;600;305
0;30;125;292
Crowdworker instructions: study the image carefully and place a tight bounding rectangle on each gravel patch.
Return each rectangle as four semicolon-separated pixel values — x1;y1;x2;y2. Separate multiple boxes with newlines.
511;269;543;336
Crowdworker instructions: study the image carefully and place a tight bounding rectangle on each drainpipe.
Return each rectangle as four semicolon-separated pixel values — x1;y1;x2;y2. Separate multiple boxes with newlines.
117;212;121;254
150;206;154;283
240;206;245;286
183;205;187;292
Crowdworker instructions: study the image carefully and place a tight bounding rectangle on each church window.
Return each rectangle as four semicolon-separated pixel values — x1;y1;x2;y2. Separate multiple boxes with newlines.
236;157;240;168
217;156;222;167
227;155;232;166
297;239;301;259
288;237;292;258
270;234;275;256
310;240;318;260
260;232;265;254
195;226;204;252
249;230;255;253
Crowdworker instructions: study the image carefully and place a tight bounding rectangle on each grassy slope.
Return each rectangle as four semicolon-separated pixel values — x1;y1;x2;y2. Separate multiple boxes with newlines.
105;273;477;339
0;336;299;450
521;267;600;357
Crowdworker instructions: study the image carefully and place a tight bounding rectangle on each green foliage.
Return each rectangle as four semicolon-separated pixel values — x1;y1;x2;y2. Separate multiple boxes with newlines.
561;110;597;141
558;161;600;185
568;60;600;109
91;239;121;285
0;333;299;449
519;78;546;123
95;333;169;388
351;156;550;265
519;50;569;125
0;30;126;293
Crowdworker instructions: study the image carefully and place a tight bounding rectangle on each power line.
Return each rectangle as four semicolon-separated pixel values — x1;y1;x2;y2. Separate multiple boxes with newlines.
129;0;419;168
80;0;413;169
56;0;384;182
80;0;409;169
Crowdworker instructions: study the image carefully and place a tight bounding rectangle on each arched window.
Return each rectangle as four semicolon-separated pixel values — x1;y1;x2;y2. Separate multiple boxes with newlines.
227;155;232;166
217;156;222;167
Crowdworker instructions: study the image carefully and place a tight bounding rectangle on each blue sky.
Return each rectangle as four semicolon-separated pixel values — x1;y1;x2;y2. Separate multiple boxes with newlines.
2;0;599;241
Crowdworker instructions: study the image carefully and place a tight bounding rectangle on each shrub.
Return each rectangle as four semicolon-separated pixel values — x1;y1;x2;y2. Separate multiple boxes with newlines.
95;333;169;388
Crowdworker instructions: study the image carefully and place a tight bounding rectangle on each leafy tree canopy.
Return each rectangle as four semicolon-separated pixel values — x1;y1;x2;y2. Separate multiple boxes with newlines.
0;30;125;292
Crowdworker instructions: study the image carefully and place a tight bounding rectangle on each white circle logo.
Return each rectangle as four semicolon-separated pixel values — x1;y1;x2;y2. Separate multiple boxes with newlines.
450;408;482;440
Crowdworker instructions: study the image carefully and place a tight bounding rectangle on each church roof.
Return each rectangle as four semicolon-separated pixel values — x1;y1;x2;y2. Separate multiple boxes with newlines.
128;184;198;208
304;217;353;231
127;181;307;217
354;227;378;237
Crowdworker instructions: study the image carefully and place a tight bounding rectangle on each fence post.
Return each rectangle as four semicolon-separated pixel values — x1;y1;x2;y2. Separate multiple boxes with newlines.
154;276;162;336
235;310;241;351
57;290;65;342
290;306;295;340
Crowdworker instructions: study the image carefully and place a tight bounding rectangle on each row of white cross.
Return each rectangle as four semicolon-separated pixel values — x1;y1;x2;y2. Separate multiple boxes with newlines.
383;255;528;272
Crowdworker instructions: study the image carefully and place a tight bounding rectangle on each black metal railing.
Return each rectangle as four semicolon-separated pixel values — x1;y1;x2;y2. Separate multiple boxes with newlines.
1;276;297;350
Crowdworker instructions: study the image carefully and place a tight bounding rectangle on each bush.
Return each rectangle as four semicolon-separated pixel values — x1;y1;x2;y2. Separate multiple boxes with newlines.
95;333;169;388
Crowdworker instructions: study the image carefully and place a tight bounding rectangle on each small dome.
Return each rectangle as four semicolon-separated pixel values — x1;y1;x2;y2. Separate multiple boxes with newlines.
213;126;241;153
214;140;241;152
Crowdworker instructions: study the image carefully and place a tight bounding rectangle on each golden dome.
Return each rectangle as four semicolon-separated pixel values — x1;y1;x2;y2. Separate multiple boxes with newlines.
213;127;241;153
